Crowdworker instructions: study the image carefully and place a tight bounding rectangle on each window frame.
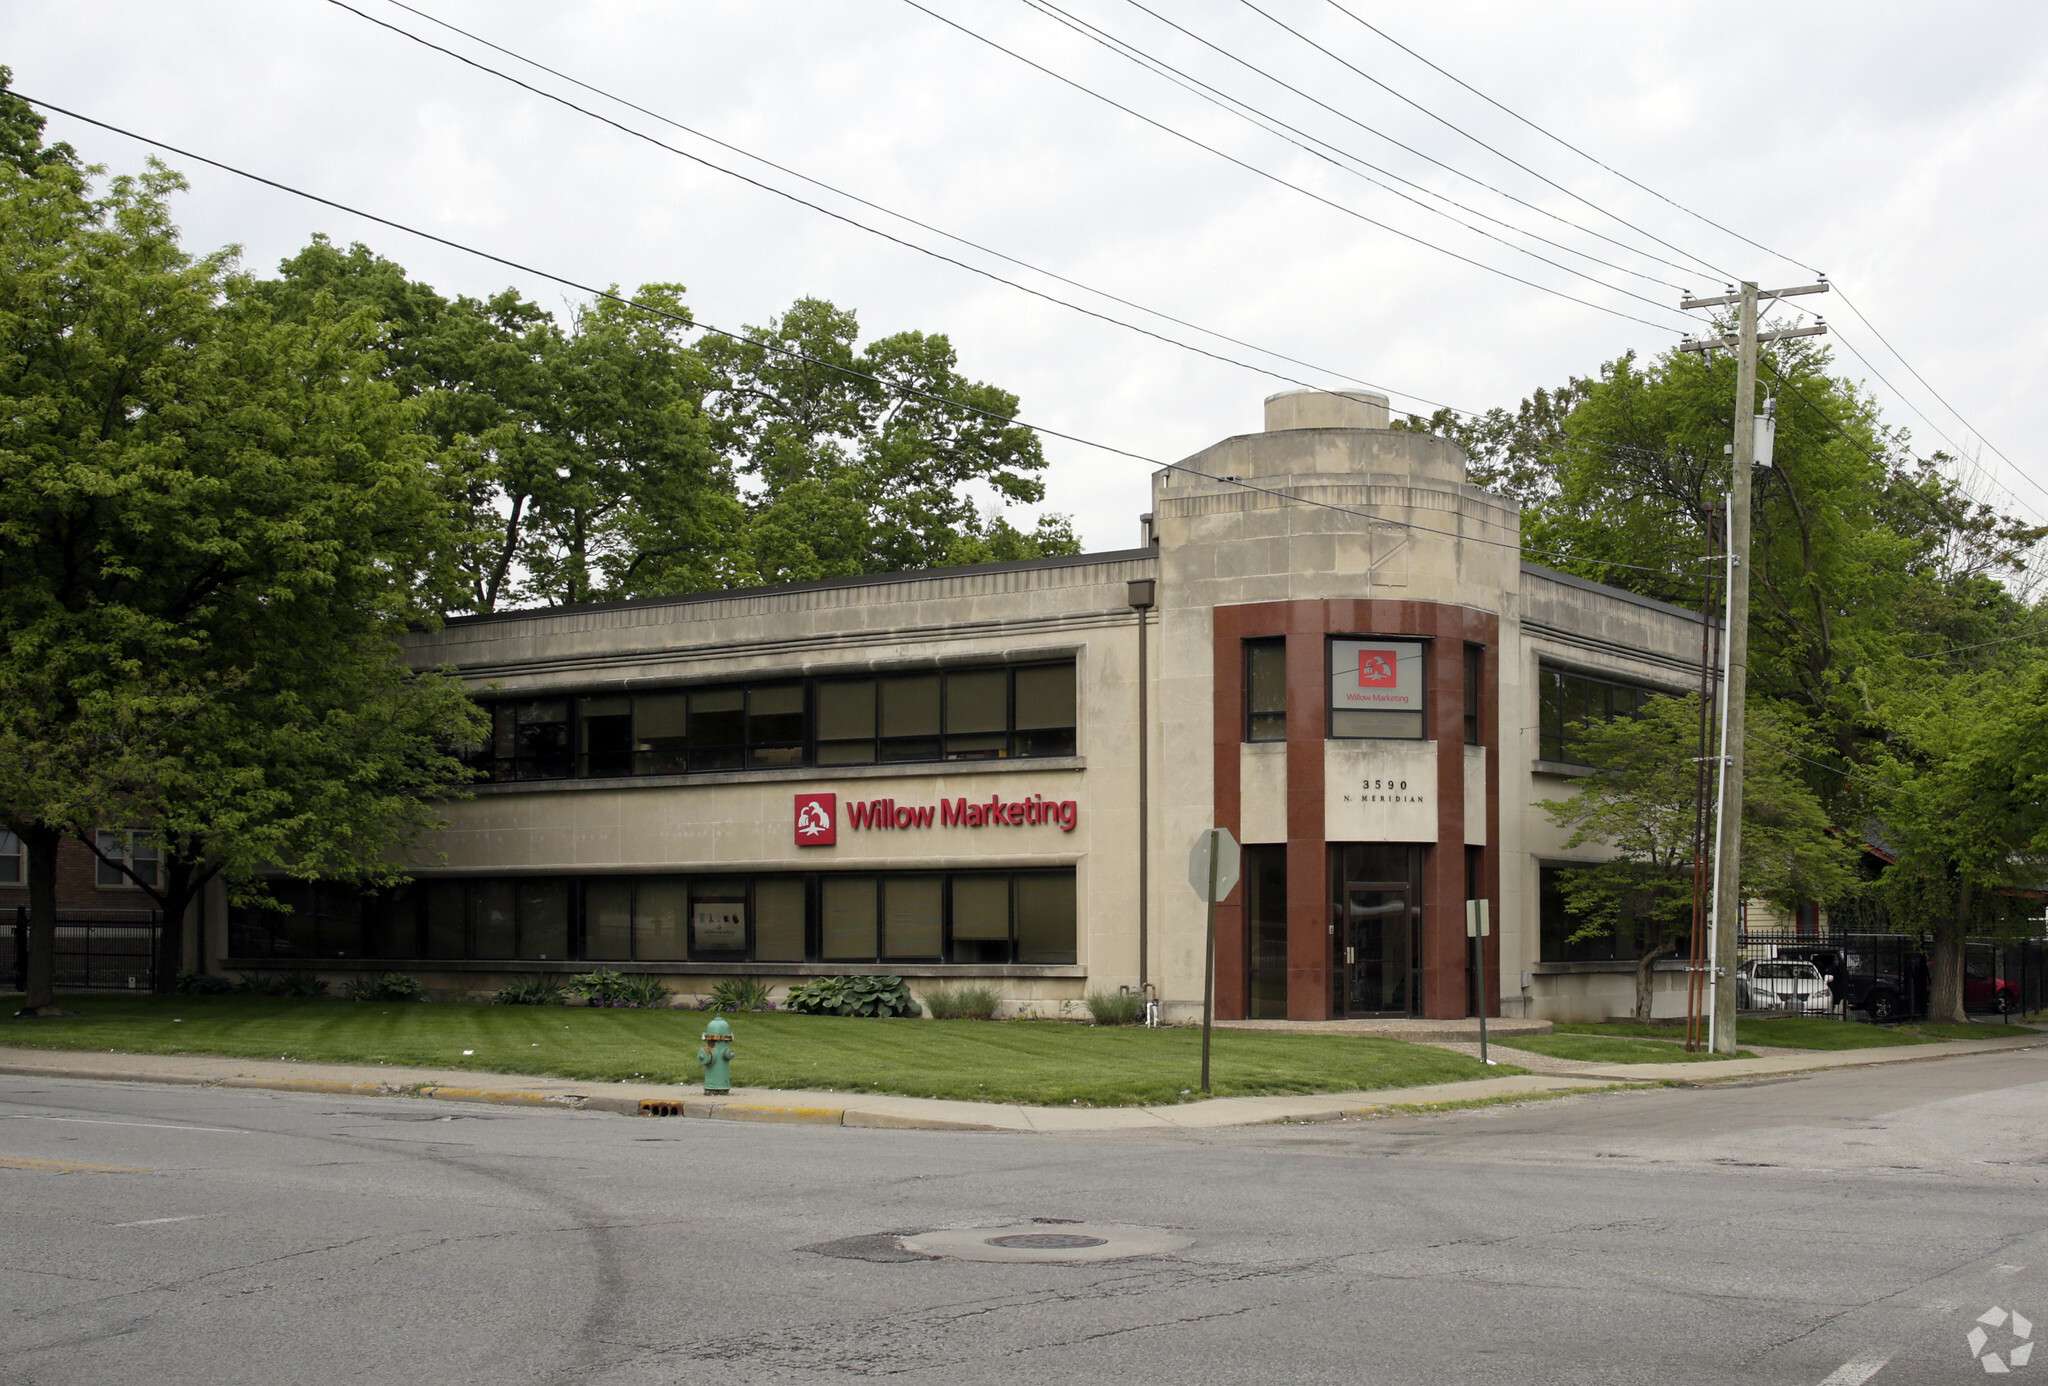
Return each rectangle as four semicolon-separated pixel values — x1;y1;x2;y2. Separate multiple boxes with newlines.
1326;636;1429;741
94;830;160;890
224;869;1078;967
1244;638;1287;743
1536;661;1667;767
469;661;1078;783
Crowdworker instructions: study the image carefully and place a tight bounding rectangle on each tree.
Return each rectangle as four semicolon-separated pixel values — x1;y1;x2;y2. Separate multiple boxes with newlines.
1541;694;1856;1020
702;298;1058;583
0;159;480;1007
0;67;78;178
1854;660;2048;1021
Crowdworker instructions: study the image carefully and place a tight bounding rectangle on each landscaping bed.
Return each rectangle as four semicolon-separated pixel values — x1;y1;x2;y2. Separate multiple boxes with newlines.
0;995;1523;1107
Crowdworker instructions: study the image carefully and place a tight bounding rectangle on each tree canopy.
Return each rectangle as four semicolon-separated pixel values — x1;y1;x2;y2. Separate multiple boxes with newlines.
0;157;480;1004
252;247;1077;611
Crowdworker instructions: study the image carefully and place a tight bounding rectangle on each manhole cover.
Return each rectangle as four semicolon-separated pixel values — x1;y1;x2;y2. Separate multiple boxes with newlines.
901;1222;1193;1263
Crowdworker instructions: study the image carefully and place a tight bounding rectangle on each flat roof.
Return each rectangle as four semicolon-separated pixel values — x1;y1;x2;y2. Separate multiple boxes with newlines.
441;546;1160;627
1520;562;1704;624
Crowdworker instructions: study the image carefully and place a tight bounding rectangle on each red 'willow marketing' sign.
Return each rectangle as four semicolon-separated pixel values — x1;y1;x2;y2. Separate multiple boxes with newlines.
844;792;1078;833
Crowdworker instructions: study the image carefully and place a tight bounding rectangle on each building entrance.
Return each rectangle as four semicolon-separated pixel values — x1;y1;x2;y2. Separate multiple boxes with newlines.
1329;844;1426;1017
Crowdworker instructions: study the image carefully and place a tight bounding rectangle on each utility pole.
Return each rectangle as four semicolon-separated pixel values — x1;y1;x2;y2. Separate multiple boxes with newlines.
1678;279;1827;1053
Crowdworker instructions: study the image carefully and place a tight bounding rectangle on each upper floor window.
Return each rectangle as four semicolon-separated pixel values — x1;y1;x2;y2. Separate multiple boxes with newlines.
96;830;160;889
0;830;20;885
1463;644;1483;746
1329;637;1426;740
471;661;1077;782
1537;663;1660;766
1244;639;1286;742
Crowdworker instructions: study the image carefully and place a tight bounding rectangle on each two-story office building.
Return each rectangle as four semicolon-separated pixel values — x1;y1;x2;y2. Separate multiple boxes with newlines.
206;389;1710;1021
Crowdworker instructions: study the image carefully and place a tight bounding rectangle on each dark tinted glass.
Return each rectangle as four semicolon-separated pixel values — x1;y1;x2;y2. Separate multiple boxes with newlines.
748;685;806;766
1247;640;1285;742
688;688;744;771
513;700;572;779
580;695;633;776
945;669;1008;759
879;674;941;761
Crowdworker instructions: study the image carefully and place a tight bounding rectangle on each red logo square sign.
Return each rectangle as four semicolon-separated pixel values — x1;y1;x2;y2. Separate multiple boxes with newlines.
1357;649;1398;688
794;792;837;846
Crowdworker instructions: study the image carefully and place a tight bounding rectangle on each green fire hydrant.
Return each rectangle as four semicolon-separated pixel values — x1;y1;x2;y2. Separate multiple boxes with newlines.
696;1015;734;1095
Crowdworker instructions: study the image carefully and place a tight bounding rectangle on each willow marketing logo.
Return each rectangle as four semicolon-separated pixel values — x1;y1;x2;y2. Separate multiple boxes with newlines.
793;792;836;847
1968;1306;2034;1374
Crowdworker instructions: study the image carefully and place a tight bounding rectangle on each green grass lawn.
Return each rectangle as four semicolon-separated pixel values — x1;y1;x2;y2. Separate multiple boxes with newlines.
1552;1016;2034;1051
0;995;1523;1107
1492;1035;1752;1064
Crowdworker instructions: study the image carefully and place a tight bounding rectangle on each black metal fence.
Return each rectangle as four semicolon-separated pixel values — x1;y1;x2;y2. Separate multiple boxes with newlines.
5;907;162;993
1738;928;2047;1022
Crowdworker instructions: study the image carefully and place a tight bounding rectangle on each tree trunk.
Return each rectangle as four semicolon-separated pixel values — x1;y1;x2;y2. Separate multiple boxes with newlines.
15;823;61;1016
1634;935;1681;1023
1927;881;1970;1024
151;857;202;995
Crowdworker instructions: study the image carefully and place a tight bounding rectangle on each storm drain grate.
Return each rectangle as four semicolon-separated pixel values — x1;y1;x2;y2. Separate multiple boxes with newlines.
639;1099;685;1117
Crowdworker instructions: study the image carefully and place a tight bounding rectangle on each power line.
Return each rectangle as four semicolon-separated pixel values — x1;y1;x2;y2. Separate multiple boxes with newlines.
19;93;1720;592
1024;0;1690;295
1231;0;1735;285
1829;282;2048;511
370;0;1460;421
1317;0;1822;280
326;1;1471;419
355;2;1790;486
895;0;1686;333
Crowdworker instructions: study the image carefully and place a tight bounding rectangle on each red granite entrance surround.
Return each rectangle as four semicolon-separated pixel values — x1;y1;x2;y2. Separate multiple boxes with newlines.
1211;601;1500;1021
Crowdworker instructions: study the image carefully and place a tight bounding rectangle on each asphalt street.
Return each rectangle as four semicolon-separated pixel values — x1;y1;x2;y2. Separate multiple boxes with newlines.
3;1050;2044;1386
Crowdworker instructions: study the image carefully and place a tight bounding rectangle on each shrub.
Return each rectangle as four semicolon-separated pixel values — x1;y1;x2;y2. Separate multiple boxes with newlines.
493;976;565;1006
175;971;236;995
924;984;1000;1020
565;969;673;1008
784;975;918;1017
1084;989;1145;1025
707;977;772;1012
341;973;426;1002
235;971;330;998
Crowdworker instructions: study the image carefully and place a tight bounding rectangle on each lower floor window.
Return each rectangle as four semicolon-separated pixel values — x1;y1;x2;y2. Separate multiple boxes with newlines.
229;869;1077;966
1539;864;1644;962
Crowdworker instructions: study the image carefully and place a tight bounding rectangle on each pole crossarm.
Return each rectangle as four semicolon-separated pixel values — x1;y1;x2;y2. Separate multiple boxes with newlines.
1681;281;1830;310
1679;323;1828;353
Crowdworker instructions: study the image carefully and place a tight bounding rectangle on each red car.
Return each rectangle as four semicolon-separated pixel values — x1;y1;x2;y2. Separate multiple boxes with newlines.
1965;962;2018;1013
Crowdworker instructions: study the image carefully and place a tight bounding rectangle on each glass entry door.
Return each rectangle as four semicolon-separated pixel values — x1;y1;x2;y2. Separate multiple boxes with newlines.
1341;881;1417;1016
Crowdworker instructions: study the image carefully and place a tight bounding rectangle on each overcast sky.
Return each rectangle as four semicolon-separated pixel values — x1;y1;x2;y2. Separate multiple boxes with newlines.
12;0;2048;553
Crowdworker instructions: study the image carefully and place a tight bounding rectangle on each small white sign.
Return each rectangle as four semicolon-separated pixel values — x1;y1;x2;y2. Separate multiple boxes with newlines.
692;903;746;951
1465;899;1491;938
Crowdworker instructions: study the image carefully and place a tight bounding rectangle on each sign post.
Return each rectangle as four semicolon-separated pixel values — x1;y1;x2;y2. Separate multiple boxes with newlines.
1466;899;1492;1065
1187;828;1241;1095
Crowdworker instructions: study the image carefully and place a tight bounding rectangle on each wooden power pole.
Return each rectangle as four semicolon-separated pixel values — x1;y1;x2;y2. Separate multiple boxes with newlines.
1678;279;1828;1053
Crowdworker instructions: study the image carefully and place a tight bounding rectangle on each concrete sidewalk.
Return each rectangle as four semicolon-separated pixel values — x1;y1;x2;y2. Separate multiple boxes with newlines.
2;1027;2041;1131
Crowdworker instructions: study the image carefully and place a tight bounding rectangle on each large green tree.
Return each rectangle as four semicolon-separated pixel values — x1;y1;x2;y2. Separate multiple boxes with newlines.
1542;694;1857;1021
700;297;1071;584
1849;661;2048;1021
0;157;480;1007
